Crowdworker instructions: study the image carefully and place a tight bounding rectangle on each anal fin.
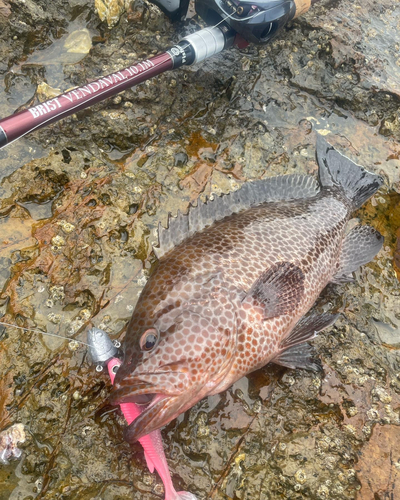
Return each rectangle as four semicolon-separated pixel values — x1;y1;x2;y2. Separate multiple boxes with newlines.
273;312;339;372
332;224;383;284
274;344;322;372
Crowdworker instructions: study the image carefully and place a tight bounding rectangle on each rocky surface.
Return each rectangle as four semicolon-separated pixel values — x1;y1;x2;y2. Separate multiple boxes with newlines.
0;0;399;499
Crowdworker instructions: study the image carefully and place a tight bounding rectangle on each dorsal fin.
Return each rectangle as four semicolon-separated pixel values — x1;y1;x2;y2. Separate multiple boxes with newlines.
154;174;320;259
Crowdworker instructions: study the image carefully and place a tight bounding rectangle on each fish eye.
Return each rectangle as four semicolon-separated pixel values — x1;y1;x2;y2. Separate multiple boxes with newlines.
140;328;159;352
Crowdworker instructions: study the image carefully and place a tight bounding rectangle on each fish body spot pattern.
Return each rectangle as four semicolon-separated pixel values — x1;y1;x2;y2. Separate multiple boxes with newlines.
111;136;384;442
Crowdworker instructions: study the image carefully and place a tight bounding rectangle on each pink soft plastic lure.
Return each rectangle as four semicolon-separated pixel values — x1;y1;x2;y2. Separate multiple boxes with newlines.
107;357;196;500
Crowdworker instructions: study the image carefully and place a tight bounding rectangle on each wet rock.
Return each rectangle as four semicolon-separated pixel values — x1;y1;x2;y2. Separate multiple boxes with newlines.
0;217;37;290
0;155;70;207
9;0;48;24
63;28;92;54
395;227;400;277
95;0;126;28
0;423;26;464
356;425;400;499
0;0;399;499
0;1;11;18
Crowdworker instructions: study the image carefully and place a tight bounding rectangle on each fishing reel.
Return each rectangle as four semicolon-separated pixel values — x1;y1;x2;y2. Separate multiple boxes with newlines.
149;0;311;44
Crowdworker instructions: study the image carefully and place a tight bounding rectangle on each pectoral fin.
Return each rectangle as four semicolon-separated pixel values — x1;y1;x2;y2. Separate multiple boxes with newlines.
245;262;305;319
273;312;339;371
332;224;383;284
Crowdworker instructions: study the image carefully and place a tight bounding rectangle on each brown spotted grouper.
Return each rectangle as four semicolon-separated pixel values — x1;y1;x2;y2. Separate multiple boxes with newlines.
111;136;383;442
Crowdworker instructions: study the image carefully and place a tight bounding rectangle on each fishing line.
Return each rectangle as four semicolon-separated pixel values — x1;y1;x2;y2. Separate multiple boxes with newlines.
0;320;90;347
215;7;266;23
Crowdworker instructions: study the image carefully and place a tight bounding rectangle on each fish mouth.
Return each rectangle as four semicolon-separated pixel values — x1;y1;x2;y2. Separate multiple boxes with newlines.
128;393;155;405
123;393;183;443
109;378;161;406
109;376;196;443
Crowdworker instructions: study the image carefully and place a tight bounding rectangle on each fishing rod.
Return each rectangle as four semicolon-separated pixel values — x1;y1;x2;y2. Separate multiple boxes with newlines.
0;26;234;149
0;0;318;149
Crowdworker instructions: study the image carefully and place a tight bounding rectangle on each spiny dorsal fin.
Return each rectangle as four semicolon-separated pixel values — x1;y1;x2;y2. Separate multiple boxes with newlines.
154;174;320;259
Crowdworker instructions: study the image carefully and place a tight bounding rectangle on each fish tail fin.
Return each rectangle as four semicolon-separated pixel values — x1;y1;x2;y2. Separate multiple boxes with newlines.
316;135;384;209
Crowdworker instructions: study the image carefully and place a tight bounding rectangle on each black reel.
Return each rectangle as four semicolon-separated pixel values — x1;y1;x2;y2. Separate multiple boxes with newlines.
148;0;309;45
195;0;301;44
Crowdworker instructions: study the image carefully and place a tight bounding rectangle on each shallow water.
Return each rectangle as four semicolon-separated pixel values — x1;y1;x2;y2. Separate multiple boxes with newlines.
0;0;399;499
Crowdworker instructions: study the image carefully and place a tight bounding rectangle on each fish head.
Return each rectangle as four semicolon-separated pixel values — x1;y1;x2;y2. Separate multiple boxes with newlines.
111;298;237;442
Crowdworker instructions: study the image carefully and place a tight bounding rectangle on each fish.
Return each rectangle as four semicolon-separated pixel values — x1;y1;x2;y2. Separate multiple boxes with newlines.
110;136;384;443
